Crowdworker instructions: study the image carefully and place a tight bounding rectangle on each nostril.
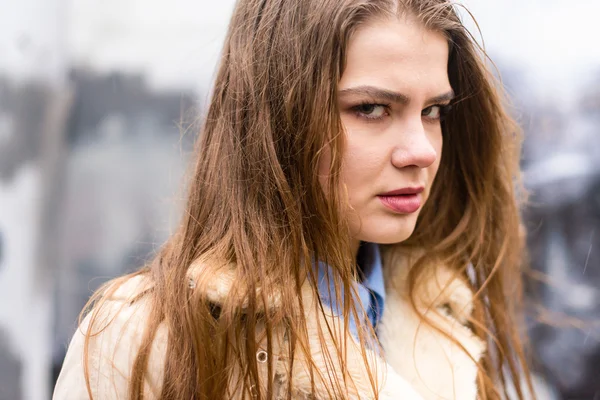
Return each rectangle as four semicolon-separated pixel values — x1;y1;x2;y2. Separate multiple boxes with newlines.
391;144;438;169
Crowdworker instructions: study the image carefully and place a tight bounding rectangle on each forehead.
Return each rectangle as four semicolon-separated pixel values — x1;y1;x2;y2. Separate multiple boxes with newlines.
339;16;451;96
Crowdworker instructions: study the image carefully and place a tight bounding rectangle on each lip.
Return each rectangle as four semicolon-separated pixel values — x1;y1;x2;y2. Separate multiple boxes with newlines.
377;187;424;214
379;187;424;196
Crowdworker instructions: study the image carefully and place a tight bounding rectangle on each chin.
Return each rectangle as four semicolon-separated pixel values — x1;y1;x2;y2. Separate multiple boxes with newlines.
361;216;418;245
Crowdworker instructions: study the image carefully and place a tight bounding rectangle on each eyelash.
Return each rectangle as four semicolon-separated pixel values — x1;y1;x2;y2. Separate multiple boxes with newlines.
350;102;390;121
350;102;453;122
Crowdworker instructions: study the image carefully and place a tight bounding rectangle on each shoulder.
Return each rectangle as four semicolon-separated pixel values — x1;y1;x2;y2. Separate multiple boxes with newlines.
53;275;168;400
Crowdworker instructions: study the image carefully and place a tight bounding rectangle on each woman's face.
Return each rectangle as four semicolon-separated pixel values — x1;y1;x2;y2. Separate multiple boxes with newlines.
320;16;452;249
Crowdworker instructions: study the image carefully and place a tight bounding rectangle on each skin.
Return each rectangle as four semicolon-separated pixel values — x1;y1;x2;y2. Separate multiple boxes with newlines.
320;15;452;256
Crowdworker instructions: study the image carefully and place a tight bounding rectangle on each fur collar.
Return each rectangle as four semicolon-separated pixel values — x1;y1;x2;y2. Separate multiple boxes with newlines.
55;249;483;399
186;248;485;399
379;246;485;400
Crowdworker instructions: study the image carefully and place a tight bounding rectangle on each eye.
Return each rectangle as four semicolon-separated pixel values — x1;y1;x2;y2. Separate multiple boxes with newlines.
351;103;389;120
422;105;441;119
422;104;452;122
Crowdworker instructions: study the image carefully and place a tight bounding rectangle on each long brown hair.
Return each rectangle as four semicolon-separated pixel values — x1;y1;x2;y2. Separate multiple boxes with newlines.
81;0;533;398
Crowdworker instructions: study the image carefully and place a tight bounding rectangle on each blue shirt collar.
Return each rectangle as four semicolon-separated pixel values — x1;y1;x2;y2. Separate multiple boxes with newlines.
315;242;386;339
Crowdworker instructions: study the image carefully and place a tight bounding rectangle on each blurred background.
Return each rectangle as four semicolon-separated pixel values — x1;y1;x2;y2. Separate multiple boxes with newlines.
0;0;598;399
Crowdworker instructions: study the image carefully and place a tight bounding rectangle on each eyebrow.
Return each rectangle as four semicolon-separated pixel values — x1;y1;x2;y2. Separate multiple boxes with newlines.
338;85;455;105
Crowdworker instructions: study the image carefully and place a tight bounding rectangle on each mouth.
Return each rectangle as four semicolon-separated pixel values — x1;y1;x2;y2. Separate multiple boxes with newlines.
377;187;424;214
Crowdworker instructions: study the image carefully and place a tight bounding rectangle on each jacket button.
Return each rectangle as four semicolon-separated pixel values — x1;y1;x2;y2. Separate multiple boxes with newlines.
256;350;268;363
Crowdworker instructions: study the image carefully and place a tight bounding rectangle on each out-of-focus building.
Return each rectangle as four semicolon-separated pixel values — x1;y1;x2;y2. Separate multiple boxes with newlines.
522;74;600;398
0;0;70;398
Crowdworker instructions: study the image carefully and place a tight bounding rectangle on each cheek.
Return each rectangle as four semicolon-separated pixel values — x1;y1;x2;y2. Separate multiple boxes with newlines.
434;133;443;172
340;132;382;195
428;133;443;184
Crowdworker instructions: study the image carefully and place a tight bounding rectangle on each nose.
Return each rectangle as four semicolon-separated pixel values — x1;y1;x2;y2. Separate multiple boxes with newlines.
390;121;438;169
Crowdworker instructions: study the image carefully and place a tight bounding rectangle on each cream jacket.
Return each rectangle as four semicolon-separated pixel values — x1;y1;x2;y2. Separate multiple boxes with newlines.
54;247;484;399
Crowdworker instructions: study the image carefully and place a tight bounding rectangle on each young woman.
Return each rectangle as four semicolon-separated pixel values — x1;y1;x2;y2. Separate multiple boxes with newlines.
54;0;533;399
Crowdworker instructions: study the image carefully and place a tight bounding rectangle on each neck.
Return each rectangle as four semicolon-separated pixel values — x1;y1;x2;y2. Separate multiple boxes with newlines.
351;239;361;259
